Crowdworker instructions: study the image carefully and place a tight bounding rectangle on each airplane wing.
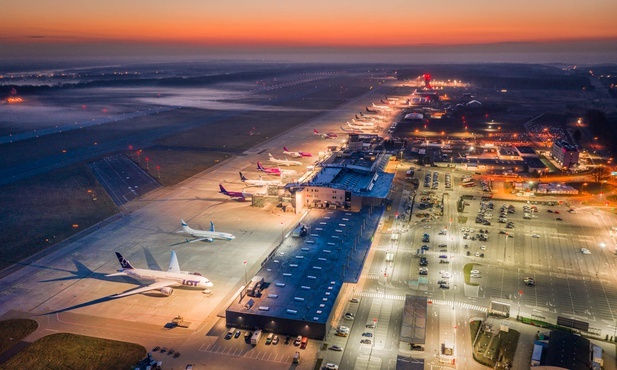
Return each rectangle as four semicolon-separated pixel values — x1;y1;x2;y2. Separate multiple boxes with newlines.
113;280;176;298
168;250;181;273
106;271;128;277
186;237;214;243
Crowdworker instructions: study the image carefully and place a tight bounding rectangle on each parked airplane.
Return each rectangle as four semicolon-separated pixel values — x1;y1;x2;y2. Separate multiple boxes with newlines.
239;172;281;187
346;122;370;131
372;102;391;110
106;251;213;297
257;162;297;176
365;107;378;113
268;153;302;166
179;219;235;242
219;184;251;201
340;125;364;134
350;119;374;127
313;129;338;139
283;147;312;158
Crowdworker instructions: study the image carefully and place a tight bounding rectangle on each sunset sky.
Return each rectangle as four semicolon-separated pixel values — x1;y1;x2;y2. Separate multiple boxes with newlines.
2;0;617;62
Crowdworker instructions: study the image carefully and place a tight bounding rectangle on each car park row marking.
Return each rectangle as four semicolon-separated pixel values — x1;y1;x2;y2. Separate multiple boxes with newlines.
198;342;292;363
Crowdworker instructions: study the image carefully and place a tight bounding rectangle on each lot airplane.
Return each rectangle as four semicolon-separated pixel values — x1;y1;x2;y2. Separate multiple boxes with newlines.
313;129;338;139
219;184;251;201
179;219;235;242
365;107;378;113
257;162;297;176
268;153;302;166
106;251;213;297
283;147;312;158
239;172;281;187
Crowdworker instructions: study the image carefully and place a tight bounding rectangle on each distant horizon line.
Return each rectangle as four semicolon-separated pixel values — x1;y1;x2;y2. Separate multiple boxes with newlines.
1;38;616;67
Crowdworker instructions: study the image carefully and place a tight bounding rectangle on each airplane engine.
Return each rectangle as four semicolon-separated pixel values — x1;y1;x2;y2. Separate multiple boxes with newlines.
160;287;174;296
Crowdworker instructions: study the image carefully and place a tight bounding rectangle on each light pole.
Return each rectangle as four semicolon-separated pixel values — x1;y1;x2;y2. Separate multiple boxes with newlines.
244;261;248;287
517;289;523;319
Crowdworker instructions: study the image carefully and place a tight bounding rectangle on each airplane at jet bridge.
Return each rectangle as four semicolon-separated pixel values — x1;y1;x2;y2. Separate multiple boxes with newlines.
106;251;213;297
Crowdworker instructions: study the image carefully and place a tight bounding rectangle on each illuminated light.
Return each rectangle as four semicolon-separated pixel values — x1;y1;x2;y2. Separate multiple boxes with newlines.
72;224;79;228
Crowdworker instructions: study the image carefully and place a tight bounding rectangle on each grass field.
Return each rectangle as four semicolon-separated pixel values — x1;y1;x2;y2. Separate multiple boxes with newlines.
0;319;38;354
0;164;118;271
1;333;146;370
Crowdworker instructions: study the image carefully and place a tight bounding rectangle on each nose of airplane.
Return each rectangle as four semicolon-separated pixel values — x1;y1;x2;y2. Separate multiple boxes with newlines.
205;281;214;288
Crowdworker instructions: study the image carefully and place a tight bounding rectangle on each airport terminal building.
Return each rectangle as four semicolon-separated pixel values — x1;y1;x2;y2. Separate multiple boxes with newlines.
290;151;395;213
226;147;395;339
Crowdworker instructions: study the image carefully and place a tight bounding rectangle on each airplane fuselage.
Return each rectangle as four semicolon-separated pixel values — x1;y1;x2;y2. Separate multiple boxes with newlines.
124;268;213;289
190;230;235;240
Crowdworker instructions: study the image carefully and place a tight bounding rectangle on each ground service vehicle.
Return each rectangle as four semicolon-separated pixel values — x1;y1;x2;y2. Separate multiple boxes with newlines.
251;330;262;346
300;336;308;349
246;276;265;297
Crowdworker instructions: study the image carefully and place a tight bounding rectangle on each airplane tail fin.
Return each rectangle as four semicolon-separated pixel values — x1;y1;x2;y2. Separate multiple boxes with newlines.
210;221;215;232
283;146;289;152
167;250;180;274
219;184;229;195
239;172;247;182
115;252;134;270
180;219;192;233
268;153;274;159
313;129;318;135
257;162;265;171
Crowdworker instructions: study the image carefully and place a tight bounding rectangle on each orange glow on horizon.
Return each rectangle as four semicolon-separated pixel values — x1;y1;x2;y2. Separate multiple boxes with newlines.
2;1;616;48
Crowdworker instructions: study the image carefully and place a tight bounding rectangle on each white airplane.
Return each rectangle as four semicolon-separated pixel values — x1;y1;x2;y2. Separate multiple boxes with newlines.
179;219;235;242
372;102;391;110
340;125;364;134
283;146;312;158
106;251;213;297
351;119;374;127
268;153;302;166
344;122;368;131
239;172;282;187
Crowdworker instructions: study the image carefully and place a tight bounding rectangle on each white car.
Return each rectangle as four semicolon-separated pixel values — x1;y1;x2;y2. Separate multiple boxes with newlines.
532;234;540;238
581;248;591;255
325;363;339;370
470;269;480;274
441;272;451;278
480;245;486;250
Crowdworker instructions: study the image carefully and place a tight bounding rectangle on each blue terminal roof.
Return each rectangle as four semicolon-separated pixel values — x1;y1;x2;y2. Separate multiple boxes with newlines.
307;166;394;199
227;207;381;325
